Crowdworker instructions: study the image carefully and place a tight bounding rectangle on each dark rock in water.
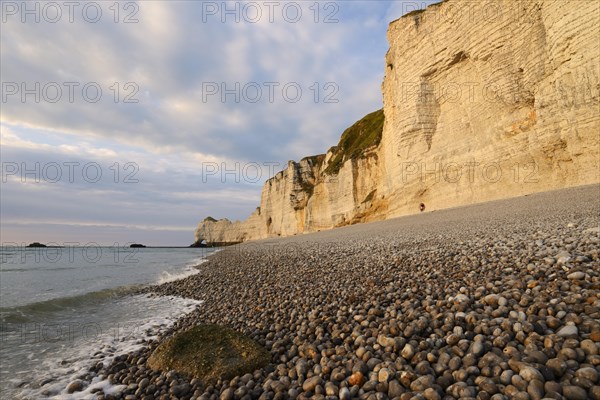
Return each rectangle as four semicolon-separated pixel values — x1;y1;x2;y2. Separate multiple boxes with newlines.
26;242;46;247
147;324;270;383
130;244;146;248
39;378;54;387
66;380;84;393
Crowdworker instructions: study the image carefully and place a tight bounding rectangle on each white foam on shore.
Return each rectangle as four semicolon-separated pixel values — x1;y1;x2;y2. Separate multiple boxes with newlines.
157;249;223;285
156;250;220;285
157;262;203;284
9;294;202;400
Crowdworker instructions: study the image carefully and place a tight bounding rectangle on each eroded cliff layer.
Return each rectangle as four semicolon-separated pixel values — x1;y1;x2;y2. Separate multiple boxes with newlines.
196;0;600;245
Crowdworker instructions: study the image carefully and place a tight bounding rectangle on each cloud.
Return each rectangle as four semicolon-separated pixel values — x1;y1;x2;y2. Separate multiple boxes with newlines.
1;0;436;245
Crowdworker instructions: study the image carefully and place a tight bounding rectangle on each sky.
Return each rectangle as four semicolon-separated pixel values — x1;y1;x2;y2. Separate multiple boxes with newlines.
1;0;438;246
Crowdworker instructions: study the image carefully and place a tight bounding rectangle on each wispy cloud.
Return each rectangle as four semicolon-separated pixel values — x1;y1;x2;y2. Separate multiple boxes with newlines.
1;0;437;245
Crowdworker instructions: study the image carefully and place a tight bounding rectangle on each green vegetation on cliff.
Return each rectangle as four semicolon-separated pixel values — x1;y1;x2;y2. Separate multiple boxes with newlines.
300;154;326;166
324;109;384;175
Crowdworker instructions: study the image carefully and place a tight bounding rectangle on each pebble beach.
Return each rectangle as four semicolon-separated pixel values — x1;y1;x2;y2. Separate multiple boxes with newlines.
92;184;599;400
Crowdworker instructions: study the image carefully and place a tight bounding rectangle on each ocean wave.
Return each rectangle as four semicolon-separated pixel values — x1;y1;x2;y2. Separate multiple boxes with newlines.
2;294;202;400
0;286;141;324
156;261;205;284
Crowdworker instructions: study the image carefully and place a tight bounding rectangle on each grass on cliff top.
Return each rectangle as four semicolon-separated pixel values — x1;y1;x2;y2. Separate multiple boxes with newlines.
300;154;326;166
324;109;384;175
147;324;270;383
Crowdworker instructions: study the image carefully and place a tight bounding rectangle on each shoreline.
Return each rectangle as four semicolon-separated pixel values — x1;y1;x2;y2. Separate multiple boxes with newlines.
0;249;215;400
95;184;599;400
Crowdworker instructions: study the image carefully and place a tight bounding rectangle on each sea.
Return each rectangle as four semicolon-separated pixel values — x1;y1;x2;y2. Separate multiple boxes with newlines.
0;245;219;400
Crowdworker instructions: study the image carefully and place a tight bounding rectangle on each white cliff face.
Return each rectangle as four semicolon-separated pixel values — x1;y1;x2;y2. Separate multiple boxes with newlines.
305;150;382;231
380;0;600;217
195;0;600;246
195;152;382;245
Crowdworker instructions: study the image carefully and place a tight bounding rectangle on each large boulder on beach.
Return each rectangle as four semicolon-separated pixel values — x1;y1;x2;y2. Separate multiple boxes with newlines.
147;325;270;382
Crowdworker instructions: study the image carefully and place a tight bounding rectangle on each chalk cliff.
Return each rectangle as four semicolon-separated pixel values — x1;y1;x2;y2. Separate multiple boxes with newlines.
195;0;600;246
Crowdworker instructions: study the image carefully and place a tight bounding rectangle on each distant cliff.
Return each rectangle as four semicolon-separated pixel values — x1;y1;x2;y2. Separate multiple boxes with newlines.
195;0;600;246
195;110;385;245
